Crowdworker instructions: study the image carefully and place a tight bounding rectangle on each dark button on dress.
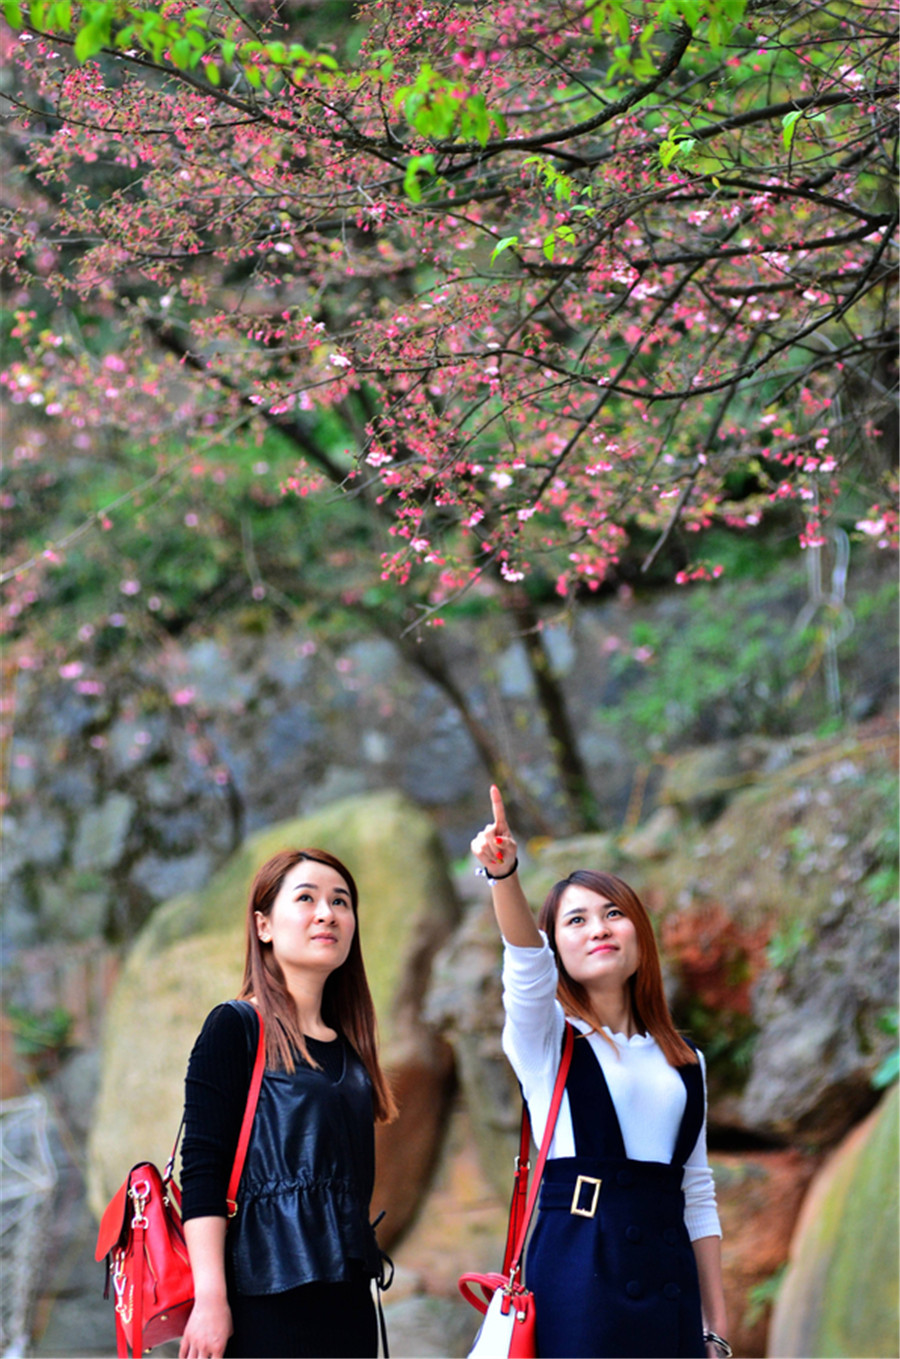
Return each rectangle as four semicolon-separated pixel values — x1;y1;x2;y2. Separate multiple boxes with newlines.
526;1031;707;1358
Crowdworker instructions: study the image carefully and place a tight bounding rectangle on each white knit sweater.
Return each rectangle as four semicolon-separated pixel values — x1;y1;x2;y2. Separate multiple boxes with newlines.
502;934;722;1242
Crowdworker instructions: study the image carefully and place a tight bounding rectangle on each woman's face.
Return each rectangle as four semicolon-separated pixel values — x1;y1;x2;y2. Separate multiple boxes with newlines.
256;859;355;978
553;884;640;992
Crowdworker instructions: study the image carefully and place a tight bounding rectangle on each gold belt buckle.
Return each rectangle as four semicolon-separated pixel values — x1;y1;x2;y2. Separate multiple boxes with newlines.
570;1174;602;1218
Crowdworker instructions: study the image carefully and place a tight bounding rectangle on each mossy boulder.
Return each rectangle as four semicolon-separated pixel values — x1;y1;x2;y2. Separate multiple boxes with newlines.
768;1083;899;1358
87;791;461;1247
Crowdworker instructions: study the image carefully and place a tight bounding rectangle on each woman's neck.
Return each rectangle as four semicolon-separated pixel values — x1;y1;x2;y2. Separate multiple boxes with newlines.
283;969;334;1040
585;986;641;1039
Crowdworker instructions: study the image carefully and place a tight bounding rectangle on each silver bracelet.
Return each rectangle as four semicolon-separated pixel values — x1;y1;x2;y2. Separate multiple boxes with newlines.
703;1332;733;1358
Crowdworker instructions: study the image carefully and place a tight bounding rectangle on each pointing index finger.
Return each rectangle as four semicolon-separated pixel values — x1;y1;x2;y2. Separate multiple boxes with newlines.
489;784;509;835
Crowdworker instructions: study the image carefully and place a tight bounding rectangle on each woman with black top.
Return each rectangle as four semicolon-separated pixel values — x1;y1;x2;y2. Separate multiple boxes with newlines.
178;848;397;1359
471;786;731;1359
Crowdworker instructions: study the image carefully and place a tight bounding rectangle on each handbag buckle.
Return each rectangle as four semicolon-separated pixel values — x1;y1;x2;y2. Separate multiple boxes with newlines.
570;1174;601;1218
129;1180;150;1229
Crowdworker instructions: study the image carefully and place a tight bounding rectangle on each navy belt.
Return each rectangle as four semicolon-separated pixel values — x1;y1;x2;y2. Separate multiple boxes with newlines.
539;1159;683;1217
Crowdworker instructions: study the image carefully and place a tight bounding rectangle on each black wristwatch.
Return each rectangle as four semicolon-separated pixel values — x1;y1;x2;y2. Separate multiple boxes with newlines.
704;1332;733;1358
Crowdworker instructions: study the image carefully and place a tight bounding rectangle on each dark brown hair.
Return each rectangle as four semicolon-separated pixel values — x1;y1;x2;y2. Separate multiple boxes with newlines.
238;848;398;1122
538;869;697;1067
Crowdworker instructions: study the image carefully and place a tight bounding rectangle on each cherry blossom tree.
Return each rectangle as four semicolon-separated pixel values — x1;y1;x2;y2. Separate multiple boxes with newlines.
2;0;897;827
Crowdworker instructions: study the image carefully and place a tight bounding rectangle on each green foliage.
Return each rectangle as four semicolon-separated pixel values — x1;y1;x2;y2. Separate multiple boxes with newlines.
767;919;813;970
593;559;895;752
680;998;757;1092
658;134;697;170
595;0;748;82
744;1266;787;1328
6;1001;73;1060
872;1010;899;1090
8;0;353;87
403;154;436;202
491;235;520;264
394;63;505;156
596;573;807;748
3;418;361;648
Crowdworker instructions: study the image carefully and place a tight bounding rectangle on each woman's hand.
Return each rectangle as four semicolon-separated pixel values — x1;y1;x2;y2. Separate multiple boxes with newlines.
471;786;539;946
179;1295;232;1359
180;1217;231;1359
470;784;518;878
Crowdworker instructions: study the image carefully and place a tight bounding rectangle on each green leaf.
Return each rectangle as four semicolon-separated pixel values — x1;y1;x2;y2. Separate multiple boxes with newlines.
204;59;220;84
491;235;519;263
74;20;105;60
872;1049;899;1089
171;38;192;68
782;109;802;151
411;105;436;138
28;0;47;30
461;93;491;147
543;230;557;262
3;0;24;28
403;153;435;202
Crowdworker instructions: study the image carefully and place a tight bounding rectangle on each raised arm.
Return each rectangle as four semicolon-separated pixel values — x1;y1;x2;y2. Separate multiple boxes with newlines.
470;785;542;948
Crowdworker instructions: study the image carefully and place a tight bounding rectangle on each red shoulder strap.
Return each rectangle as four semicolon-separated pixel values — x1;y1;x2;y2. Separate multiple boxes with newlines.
226;1009;266;1216
507;1021;574;1279
501;1104;533;1276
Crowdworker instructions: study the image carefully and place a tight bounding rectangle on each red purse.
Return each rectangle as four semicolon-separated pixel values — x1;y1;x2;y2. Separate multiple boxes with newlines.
458;1023;575;1358
95;1008;266;1357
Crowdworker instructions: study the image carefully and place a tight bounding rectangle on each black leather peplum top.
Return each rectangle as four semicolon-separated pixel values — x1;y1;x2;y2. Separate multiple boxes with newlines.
181;1000;381;1295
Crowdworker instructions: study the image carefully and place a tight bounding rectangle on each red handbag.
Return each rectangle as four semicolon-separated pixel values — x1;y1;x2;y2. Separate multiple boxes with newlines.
458;1023;574;1358
95;1008;266;1357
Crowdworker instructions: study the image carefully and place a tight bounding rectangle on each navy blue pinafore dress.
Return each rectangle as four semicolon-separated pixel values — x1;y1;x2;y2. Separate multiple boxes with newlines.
525;1031;706;1359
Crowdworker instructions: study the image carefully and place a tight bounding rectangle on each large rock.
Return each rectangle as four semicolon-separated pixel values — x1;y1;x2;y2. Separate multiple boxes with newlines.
768;1084;899;1358
87;791;461;1248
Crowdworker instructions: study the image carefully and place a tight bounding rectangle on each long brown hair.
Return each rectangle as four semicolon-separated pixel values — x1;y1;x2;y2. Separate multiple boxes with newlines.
538;870;697;1068
238;848;398;1122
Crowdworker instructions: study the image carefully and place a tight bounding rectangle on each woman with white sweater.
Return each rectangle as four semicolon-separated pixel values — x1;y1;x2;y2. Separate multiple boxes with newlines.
471;786;730;1359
